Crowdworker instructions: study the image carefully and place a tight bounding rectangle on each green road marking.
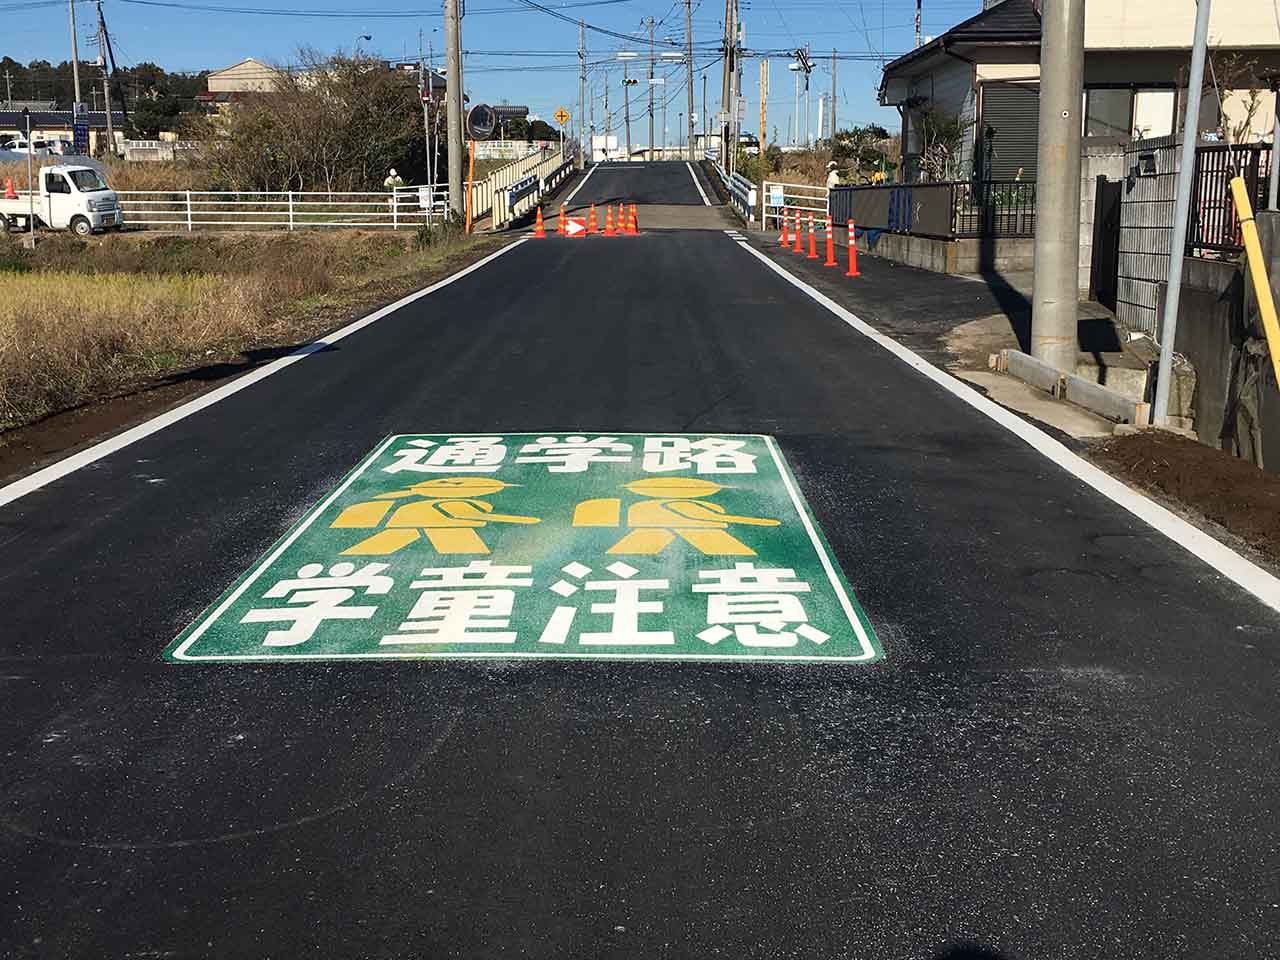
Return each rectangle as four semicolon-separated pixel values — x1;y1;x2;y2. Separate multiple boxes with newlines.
167;434;880;663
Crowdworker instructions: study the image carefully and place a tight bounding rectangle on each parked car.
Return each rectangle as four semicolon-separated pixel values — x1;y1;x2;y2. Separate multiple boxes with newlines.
1;136;54;156
0;164;124;236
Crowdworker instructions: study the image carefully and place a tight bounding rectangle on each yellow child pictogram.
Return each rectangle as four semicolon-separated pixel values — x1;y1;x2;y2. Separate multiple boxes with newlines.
332;477;540;556
573;477;780;556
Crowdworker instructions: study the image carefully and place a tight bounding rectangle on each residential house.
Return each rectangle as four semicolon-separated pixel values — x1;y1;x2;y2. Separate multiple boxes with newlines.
879;0;1280;183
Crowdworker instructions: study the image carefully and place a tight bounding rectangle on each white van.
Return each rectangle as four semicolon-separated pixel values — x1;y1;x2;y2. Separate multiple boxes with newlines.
0;165;124;236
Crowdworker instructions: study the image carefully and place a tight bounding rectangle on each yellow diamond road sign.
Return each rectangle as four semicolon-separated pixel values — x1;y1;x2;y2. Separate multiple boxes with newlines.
554;107;570;126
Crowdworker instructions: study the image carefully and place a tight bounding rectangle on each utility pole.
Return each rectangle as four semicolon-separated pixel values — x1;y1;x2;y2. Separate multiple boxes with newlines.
702;73;707;141
624;62;633;160
3;70;11;109
915;0;922;49
830;48;837;141
1029;0;1085;372
644;17;656;161
759;59;768;151
444;0;465;216
68;0;82;105
604;70;610;146
720;0;732;161
1153;0;1214;423
96;1;112;154
805;43;811;148
662;93;667;154
419;31;434;201
684;0;695;161
577;19;586;168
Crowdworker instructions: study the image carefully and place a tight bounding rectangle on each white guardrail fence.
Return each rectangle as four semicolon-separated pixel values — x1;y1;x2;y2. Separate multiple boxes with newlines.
761;180;828;229
703;151;756;221
116;187;449;231
495;155;574;227
470;145;564;222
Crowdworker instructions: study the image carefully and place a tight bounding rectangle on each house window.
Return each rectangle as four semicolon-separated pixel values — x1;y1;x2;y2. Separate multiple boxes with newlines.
1132;89;1176;139
1085;88;1131;138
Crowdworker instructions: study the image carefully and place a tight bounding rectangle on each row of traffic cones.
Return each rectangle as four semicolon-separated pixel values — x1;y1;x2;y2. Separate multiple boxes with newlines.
533;201;639;238
778;206;859;278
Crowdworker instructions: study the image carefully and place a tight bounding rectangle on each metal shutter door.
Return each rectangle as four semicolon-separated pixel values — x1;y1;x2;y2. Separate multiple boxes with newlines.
980;83;1039;180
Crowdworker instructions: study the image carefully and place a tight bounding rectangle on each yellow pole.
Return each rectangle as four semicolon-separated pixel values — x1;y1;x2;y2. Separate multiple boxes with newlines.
1231;175;1280;387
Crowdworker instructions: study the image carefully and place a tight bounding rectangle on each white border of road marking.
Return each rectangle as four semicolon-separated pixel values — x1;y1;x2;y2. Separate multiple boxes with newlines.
562;164;597;207
687;161;711;205
170;432;879;662
0;240;529;510
737;240;1280;615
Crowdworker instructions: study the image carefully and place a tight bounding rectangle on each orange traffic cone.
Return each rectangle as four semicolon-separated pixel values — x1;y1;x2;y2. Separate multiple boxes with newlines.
588;203;598;233
2;177;16;200
603;204;615;236
824;215;838;267
779;206;789;246
558;202;567;235
846;219;860;277
807;214;818;259
533;206;547;238
792;209;804;253
627;203;638;235
618;203;627;235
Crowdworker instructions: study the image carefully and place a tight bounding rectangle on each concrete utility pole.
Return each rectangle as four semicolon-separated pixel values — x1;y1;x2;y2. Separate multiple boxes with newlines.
445;0;465;215
702;73;707;140
662;92;667;154
915;0;922;49
604;70;610;142
1269;81;1280;210
1029;0;1086;372
805;43;811;148
685;0;695;161
720;0;731;158
1153;0;1214;424
578;20;586;169
830;48;837;141
96;1;112;154
624;61;633;160
645;17;656;160
759;59;768;150
68;0;82;105
3;70;11;109
418;32;433;200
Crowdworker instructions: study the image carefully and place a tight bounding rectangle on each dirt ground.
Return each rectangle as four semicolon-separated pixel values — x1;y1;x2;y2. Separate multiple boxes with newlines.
1090;430;1280;566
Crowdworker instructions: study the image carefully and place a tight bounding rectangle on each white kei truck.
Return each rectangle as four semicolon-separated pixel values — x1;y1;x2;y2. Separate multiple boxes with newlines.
1;164;124;236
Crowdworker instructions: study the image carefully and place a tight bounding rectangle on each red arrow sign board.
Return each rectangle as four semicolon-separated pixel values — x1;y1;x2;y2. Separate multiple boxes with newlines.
564;217;587;237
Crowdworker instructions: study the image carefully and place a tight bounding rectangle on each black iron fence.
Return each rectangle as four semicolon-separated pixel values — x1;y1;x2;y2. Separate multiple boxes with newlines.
1187;142;1272;255
828;179;1036;240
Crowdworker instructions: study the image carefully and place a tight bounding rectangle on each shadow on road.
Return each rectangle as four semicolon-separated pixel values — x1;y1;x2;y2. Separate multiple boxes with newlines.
158;343;338;386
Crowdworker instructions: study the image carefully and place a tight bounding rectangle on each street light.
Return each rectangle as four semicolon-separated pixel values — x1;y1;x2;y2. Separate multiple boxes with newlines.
353;34;372;55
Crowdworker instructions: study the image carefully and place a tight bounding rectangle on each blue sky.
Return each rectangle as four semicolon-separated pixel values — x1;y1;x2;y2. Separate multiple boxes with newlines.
4;0;985;145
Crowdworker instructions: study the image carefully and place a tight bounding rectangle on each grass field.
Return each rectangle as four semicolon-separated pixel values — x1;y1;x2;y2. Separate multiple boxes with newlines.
0;229;493;434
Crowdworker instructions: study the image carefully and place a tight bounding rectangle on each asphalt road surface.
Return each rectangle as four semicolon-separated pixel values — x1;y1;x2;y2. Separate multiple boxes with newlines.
2;163;1279;959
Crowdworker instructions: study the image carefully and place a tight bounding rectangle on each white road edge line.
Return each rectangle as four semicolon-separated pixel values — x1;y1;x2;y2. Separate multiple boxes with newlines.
0;239;529;510
687;161;711;205
738;242;1280;615
562;165;597;207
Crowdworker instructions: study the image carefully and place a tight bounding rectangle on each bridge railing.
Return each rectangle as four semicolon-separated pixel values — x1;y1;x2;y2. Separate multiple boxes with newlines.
704;152;756;222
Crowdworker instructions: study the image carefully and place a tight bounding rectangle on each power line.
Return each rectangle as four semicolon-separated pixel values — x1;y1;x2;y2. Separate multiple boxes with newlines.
115;0;639;18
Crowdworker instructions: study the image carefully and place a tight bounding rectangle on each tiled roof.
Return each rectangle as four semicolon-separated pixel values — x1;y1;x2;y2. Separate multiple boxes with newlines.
0;110;125;129
883;0;1040;76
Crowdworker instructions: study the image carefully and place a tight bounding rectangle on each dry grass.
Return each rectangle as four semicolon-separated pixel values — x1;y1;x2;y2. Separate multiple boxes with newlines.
0;229;484;432
1;157;210;193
